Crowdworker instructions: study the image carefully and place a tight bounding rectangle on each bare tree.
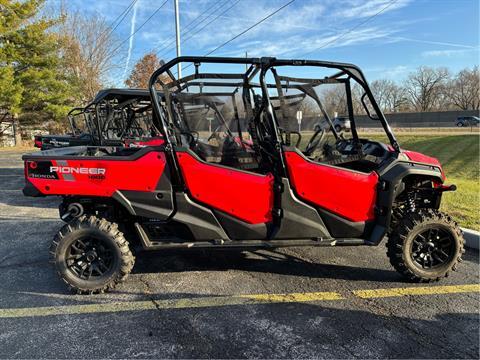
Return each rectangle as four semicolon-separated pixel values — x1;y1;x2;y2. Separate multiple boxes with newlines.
319;85;348;117
370;79;390;112
404;66;450;112
370;79;409;113
58;9;124;103
351;84;366;115
447;66;480;110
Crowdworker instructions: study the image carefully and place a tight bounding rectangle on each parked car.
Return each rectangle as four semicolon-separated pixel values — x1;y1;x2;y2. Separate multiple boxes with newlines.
314;116;351;133
455;116;480;127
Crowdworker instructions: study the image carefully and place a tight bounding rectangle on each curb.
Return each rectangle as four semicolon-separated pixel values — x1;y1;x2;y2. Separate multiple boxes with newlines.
462;228;479;250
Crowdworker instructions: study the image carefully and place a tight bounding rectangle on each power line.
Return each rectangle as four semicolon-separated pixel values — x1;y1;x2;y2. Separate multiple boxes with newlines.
204;0;295;57
302;0;399;56
179;0;230;35
99;0;139;40
158;0;241;59
176;0;296;75
182;0;226;32
112;0;170;55
155;0;227;54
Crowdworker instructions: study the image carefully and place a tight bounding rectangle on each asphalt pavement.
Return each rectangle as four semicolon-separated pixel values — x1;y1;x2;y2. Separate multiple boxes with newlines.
0;149;478;359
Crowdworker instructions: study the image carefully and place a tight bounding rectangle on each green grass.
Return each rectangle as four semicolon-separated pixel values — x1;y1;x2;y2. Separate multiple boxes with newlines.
369;134;479;230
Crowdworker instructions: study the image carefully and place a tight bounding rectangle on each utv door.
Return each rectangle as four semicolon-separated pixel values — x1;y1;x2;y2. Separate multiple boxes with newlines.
175;148;275;239
266;66;380;238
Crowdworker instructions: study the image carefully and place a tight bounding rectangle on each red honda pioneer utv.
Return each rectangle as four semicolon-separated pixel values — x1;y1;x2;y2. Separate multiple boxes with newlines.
22;56;463;294
34;88;163;150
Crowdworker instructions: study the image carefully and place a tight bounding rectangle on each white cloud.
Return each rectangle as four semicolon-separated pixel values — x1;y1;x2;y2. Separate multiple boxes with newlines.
366;65;410;79
333;0;412;19
422;48;479;57
216;26;399;58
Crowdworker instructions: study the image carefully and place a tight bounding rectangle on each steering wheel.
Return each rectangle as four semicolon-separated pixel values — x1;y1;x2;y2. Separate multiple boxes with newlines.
180;131;198;147
304;128;326;156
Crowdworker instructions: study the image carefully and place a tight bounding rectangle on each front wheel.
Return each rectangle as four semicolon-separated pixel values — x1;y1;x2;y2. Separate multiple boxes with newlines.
387;209;464;282
50;216;134;294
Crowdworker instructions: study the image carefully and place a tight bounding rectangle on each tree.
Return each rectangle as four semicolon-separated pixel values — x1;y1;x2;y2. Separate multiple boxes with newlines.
370;79;408;113
319;85;348;117
446;66;480;110
404;66;450;112
0;0;74;124
58;8;124;102
125;53;162;88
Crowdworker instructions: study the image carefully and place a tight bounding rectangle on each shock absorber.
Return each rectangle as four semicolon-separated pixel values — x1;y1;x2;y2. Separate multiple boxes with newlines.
407;191;416;212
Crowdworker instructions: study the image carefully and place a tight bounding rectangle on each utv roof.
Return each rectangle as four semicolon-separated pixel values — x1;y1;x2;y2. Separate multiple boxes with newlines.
93;88;152;103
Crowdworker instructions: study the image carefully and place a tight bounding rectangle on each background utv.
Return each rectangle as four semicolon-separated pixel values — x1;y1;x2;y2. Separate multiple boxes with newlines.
23;56;464;294
34;89;162;150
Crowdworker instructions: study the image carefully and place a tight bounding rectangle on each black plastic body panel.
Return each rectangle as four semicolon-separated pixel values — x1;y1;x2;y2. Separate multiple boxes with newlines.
213;210;269;240
369;159;444;244
272;178;331;239
22;179;45;197
172;193;229;240
39;134;94;150
116;165;174;220
317;208;371;239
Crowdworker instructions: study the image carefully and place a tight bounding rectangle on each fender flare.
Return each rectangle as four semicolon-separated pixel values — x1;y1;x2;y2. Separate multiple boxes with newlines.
368;161;444;245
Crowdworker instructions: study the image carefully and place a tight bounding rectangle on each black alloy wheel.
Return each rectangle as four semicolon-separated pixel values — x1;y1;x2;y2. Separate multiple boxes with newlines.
66;236;115;280
410;227;455;269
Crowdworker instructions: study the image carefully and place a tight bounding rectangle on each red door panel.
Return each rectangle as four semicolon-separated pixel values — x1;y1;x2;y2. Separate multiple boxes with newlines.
176;152;274;224
284;151;378;222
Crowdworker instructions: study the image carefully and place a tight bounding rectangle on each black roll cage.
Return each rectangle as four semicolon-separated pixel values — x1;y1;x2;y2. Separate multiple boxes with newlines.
66;89;161;146
148;56;400;179
67;106;95;136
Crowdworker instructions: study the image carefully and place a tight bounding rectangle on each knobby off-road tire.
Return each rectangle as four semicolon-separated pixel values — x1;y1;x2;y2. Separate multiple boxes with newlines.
50;215;134;294
387;209;464;282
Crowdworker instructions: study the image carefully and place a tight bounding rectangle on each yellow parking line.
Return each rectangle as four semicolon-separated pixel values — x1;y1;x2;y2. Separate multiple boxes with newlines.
240;291;342;302
0;291;341;319
0;300;157;319
0;284;478;319
353;284;480;299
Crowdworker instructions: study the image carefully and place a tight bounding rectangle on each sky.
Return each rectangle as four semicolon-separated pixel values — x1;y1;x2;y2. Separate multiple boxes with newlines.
63;0;480;85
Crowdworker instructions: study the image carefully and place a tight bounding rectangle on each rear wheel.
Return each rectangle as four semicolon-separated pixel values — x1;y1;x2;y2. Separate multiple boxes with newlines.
50;216;134;294
387;209;464;282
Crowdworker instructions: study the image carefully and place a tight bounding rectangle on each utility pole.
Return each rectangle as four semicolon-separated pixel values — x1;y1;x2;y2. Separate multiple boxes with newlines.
174;0;181;78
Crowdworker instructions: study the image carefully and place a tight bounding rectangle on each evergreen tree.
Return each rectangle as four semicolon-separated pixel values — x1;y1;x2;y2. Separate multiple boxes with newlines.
0;0;74;124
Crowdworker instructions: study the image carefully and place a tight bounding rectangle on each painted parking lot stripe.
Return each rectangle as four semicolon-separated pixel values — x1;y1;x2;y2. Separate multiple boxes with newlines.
0;291;342;318
353;284;480;299
0;284;478;319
